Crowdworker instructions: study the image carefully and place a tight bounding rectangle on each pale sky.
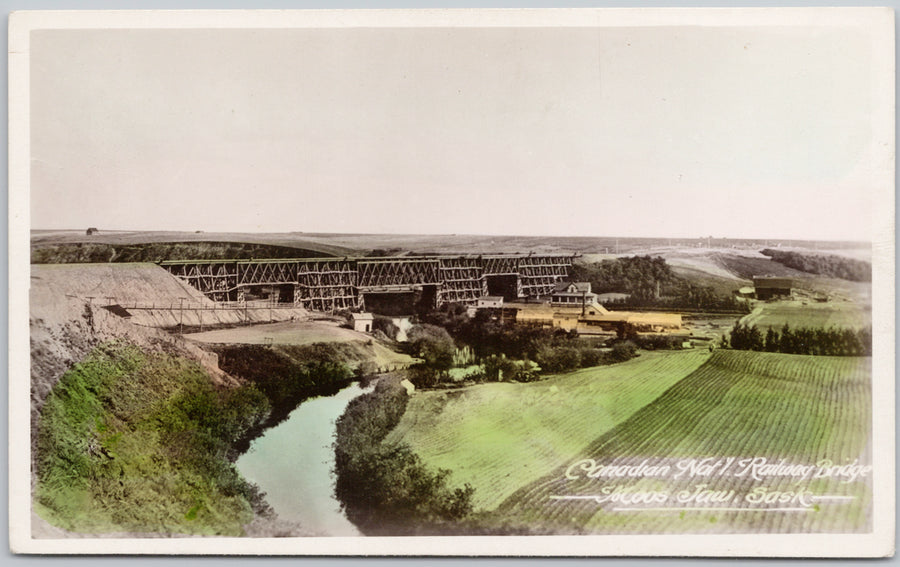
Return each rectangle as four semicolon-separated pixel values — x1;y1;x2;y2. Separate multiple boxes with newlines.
29;22;887;241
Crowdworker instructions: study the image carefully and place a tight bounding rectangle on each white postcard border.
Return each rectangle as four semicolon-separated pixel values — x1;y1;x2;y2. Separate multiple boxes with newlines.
8;7;895;557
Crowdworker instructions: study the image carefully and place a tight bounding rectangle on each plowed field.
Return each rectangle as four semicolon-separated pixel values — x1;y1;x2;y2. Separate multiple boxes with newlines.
497;351;871;534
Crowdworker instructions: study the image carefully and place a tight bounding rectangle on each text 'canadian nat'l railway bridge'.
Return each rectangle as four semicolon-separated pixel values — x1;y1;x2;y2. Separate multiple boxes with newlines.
159;254;576;311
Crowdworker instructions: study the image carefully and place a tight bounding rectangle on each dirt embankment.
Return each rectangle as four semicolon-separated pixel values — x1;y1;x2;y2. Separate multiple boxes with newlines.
30;269;238;452
186;320;417;372
30;263;309;329
29;261;414;538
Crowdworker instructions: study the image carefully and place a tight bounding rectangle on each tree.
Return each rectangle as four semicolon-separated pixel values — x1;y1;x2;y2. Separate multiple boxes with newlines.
407;324;456;372
764;328;780;352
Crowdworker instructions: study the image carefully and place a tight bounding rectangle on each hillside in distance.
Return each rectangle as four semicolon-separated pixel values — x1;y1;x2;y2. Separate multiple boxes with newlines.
32;230;868;258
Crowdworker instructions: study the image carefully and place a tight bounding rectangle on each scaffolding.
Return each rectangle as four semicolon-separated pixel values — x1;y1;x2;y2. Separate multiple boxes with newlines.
159;253;575;311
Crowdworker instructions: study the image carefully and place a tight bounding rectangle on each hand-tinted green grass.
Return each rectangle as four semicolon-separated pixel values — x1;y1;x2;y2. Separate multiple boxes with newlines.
385;351;710;511
35;341;270;536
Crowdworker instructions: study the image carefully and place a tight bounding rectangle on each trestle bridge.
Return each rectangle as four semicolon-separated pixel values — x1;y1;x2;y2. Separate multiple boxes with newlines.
160;254;576;311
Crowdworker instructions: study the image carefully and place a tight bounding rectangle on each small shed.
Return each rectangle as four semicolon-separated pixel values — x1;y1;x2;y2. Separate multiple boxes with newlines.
477;296;504;308
351;312;374;333
399;379;416;395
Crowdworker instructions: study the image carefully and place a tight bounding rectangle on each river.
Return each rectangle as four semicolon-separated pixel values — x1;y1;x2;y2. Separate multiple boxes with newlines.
235;381;373;536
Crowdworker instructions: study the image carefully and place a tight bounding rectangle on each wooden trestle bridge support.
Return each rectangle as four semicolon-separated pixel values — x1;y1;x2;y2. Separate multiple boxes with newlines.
159;254;576;312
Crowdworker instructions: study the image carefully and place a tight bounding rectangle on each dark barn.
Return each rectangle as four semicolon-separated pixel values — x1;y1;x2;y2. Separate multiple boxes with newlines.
753;276;796;300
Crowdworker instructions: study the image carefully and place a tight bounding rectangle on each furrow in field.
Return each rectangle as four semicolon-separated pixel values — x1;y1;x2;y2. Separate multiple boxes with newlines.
495;351;871;534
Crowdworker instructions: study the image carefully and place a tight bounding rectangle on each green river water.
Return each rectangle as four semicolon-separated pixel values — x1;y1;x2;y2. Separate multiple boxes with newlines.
235;381;373;536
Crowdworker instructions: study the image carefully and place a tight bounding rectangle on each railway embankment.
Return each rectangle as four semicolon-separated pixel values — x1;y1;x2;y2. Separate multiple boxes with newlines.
31;263;309;330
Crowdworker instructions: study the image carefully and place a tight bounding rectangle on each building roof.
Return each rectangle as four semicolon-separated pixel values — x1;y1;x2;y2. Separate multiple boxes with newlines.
752;276;796;288
351;312;374;320
553;281;591;294
480;296;504;302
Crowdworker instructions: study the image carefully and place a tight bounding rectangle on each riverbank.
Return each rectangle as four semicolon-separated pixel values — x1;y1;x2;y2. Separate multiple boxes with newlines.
33;338;383;537
333;374;476;535
34;341;271;535
31;291;403;536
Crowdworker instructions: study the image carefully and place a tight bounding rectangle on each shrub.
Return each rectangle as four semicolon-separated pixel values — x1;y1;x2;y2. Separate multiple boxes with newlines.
535;346;582;373
407;324;456;371
334;377;474;534
610;341;638;362
372;317;400;340
483;355;518;382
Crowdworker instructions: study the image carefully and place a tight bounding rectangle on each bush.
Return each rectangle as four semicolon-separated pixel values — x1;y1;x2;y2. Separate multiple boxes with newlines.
633;334;682;350
334;377;474;534
483;355;518;382
372;317;400;340
406;364;442;389
579;348;604;367
407;324;456;371
610;341;638;362
354;361;379;378
535;346;582;373
214;343;354;426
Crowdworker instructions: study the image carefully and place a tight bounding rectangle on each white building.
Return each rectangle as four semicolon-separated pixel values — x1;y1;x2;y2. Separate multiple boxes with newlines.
351;312;374;333
551;282;599;308
476;296;504;308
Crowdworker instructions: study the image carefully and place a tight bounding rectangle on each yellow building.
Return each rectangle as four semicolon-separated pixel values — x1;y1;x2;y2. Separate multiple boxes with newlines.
505;300;681;336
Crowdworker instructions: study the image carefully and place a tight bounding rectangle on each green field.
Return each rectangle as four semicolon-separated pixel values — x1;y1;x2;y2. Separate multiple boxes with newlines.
385;350;711;511
497;350;871;534
741;301;871;332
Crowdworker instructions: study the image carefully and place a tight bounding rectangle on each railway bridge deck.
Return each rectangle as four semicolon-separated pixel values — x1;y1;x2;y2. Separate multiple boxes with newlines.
160;253;576;311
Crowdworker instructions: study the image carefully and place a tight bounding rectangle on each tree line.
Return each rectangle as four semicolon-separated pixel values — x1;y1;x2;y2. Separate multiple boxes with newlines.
569;255;749;312
760;249;871;282
726;322;872;356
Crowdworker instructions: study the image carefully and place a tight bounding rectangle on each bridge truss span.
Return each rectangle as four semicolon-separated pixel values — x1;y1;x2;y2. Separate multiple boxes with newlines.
159;253;576;312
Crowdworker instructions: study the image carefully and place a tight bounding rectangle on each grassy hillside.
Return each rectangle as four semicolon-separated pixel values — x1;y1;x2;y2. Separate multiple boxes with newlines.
497;350;871;534
34;342;271;535
31;230;359;256
33;230;867;258
31;241;344;264
385;350;710;511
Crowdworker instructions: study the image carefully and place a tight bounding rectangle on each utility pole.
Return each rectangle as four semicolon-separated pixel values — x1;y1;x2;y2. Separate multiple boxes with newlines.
179;297;185;335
